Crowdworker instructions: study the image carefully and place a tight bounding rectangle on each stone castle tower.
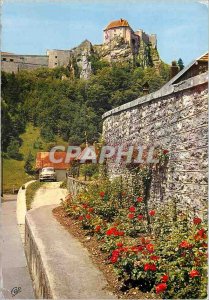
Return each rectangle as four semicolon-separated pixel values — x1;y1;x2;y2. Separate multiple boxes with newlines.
103;18;157;50
1;18;159;74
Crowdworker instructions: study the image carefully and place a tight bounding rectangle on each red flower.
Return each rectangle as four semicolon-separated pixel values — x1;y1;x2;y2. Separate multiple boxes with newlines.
150;255;160;261
144;263;157;271
86;214;91;220
88;207;94;213
82;204;88;209
189;270;200;278
95;225;101;232
193;217;202;225
106;227;117;236
131;246;140;252
149;210;155;216
198;228;206;238
99;191;105;198
129;206;136;212
161;274;169;282
194;228;207;240
163;149;169;155
110;249;120;263
137;197;143;202
138;214;144;220
117;242;123;248
110;255;118;263
179;240;192;249
112;249;120;256
137;245;144;251
155;283;167;294
128;213;135;219
118;231;125;236
144;263;150;271
146;243;154;253
78;216;84;221
106;227;124;237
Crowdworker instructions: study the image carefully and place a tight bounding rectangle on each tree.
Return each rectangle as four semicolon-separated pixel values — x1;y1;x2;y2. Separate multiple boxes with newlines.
7;139;22;160
24;151;34;174
177;58;184;71
81;164;99;181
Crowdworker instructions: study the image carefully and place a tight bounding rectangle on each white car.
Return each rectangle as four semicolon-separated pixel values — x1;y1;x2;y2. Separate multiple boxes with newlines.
39;167;56;182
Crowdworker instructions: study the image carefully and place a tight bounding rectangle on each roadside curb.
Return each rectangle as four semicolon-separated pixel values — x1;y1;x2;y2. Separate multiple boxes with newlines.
16;180;36;225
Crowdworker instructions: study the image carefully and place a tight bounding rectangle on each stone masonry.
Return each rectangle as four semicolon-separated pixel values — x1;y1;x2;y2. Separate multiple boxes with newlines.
102;72;208;214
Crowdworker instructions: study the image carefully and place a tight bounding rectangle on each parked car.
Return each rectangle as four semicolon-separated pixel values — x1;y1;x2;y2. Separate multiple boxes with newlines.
39;167;56;182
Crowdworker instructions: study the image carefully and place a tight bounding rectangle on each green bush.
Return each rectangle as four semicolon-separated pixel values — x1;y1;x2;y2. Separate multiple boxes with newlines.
62;174;207;298
7;139;23;160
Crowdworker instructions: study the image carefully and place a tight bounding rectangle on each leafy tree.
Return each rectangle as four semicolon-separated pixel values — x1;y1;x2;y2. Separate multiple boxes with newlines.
7;139;22;160
1;59;170;153
24;151;34;174
80;164;99;180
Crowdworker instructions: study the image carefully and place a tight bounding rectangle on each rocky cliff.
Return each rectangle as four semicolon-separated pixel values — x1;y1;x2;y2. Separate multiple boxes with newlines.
67;37;161;79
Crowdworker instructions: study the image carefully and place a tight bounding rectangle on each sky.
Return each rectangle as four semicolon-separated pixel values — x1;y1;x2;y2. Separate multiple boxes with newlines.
2;0;208;65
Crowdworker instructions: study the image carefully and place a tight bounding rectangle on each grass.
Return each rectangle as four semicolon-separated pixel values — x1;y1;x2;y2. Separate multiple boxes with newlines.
2;123;68;194
25;180;44;210
2;159;34;194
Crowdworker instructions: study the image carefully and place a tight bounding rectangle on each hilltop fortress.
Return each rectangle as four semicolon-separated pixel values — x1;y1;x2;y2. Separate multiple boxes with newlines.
103;18;157;49
1;19;161;78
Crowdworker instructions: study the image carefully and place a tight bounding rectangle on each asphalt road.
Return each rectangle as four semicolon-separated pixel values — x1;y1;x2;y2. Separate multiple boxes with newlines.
1;195;35;299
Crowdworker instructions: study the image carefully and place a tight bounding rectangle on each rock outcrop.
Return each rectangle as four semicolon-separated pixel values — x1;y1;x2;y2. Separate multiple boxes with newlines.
67;36;161;79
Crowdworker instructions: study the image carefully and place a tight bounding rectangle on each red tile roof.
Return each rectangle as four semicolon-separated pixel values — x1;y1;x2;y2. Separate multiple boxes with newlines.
104;19;130;30
35;152;71;170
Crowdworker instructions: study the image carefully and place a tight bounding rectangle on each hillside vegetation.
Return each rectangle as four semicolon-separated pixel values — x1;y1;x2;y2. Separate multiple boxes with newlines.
2;61;170;193
2;124;67;193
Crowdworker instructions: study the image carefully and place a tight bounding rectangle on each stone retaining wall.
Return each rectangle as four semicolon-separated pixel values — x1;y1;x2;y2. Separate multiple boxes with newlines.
102;72;208;213
25;217;52;299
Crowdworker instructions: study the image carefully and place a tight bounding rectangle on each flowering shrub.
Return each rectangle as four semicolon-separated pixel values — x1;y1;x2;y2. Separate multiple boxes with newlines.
62;149;207;298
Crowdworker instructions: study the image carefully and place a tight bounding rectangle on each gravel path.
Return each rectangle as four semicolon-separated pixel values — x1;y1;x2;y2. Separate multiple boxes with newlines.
31;182;67;210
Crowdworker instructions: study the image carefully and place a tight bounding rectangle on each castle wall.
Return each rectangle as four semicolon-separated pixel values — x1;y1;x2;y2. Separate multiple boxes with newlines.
149;34;157;48
104;27;132;44
102;72;208;214
135;30;150;45
46;49;72;68
1;54;48;73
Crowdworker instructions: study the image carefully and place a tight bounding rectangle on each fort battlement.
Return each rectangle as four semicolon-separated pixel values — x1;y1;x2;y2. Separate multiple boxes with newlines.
1;18;158;73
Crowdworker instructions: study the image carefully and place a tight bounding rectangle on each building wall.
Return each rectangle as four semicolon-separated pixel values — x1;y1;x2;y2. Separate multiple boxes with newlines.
104;27;132;44
46;49;72;68
55;170;67;182
102;72;208;214
1;54;48;73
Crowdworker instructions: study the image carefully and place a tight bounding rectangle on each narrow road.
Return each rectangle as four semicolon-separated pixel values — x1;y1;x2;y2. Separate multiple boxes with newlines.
31;182;67;209
1;195;35;299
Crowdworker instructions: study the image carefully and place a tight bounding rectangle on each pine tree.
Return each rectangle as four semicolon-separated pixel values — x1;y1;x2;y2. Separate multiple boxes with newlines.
178;58;184;71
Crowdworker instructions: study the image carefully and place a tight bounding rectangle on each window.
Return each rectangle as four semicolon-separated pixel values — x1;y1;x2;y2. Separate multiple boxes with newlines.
2;58;6;61
55;63;57;65
55;56;57;58
10;59;14;62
